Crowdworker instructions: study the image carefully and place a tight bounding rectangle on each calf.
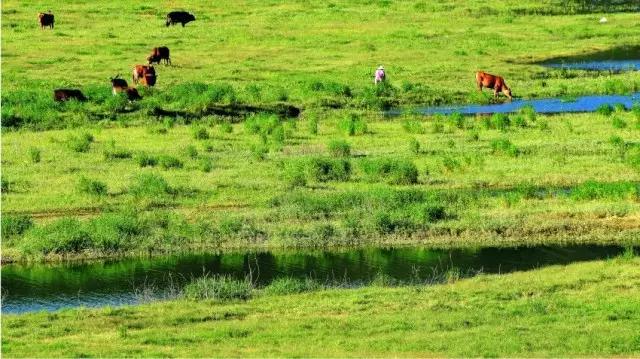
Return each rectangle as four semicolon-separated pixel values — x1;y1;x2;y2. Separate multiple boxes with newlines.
38;11;54;29
110;75;128;95
147;46;171;65
476;71;512;100
132;65;156;87
124;88;142;101
166;11;195;27
54;89;87;102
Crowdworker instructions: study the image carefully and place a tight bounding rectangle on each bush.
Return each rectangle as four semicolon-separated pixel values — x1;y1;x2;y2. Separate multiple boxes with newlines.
66;133;94;153
448;112;465;129
308;116;319;135
597;104;614;116
264;277;321;295
21;218;92;254
1;215;33;237
361;158;419;185
408;138;421;154
571;180;639;201
327;139;351;157
338;113;367;136
612;116;627;129
519;105;537;123
192;127;210;140
185;145;199;159
402;119;425;134
307;157;351;182
250;143;269;161
490;113;510;131
136;152;158;167
88;212;141;252
129;173;173;199
103;147;132;160
220;122;233;134
158;155;183;169
28;147;41;163
512;115;527;128
490;138;520;157
282;161;307;188
77;176;107;196
199;157;213;173
418;204;447;223
182;275;253;301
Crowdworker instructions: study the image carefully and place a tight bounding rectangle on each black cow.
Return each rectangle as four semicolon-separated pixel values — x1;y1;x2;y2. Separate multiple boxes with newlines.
38;11;54;29
54;89;87;102
166;11;195;27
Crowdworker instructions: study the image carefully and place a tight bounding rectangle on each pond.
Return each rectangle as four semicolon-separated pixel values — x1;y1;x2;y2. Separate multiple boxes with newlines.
1;244;632;314
389;93;640;116
545;60;640;71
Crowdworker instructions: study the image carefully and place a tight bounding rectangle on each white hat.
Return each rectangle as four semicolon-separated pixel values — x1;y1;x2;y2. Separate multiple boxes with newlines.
378;65;384;70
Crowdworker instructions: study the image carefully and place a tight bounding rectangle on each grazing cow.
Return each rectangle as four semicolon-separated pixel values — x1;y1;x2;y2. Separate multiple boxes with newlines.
54;89;86;102
147;46;171;65
166;11;195;27
132;65;156;87
476;71;512;100
110;75;128;95
38;11;54;29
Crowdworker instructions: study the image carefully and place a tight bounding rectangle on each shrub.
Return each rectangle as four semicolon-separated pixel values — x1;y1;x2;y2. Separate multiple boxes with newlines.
408;138;421;154
21;218;92;254
307;157;351;182
448;112;465;129
264;277;321;295
88;212;140;252
490;138;520;157
597;104;613;116
327;139;351;157
77;176;107;196
308;116;319;135
220;122;233;134
571;180;639;201
282;161;307;188
441;156;461;172
199;157;213;173
1;215;33;237
612;116;627;129
512;115;527;128
158;155;183;169
418;204;447;223
361;158;419;185
519;105;537;123
402;119;425;134
490;113;510;131
136;152;158;167
182;275;253;301
28;147;41;163
338;113;367;136
192;127;210;140
103;147;132;160
614;103;627;113
185;145;199;159
66;133;94;153
129;173;173;199
250;143;269;161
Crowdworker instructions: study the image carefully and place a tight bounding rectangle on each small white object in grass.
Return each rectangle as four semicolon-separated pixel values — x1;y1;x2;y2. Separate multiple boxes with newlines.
599;17;608;23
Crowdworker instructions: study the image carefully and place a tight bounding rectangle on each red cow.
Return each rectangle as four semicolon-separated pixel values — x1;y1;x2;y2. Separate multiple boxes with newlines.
132;65;156;87
476;71;512;100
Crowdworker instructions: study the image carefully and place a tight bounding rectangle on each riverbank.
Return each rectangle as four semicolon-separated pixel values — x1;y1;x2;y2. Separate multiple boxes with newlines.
3;111;640;263
3;255;639;357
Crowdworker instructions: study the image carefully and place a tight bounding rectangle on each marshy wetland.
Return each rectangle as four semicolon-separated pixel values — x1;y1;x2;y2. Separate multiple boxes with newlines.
2;0;640;356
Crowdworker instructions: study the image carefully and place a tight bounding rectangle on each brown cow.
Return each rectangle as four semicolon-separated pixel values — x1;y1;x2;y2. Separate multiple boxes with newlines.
110;75;128;95
38;11;54;29
147;47;171;65
132;65;156;87
54;89;87;102
476;71;512;100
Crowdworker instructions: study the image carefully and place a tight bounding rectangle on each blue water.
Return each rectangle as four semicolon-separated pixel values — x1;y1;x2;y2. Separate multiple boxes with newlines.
392;93;640;116
546;60;640;71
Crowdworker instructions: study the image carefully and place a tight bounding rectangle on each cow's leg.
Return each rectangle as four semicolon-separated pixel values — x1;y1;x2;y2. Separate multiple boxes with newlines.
494;87;499;98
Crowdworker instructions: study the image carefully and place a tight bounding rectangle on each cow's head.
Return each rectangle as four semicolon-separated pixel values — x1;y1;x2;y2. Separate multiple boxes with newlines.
147;55;157;65
187;14;196;22
503;86;513;100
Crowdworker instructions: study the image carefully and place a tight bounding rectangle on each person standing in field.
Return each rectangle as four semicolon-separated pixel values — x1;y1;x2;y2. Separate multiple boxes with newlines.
374;65;386;84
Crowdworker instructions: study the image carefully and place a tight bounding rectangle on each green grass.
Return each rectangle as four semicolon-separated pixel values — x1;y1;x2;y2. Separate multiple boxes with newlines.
3;257;640;357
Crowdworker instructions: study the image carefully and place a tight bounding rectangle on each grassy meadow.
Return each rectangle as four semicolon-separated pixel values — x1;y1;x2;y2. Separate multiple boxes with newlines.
3;255;640;357
2;0;640;261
